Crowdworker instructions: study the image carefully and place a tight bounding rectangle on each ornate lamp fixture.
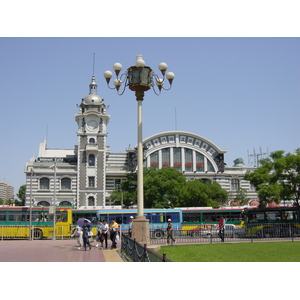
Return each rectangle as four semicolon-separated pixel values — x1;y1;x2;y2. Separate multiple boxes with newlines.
104;55;175;99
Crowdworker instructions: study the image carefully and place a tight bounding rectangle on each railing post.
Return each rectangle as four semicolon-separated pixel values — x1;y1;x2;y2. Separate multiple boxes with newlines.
133;238;136;262
143;244;147;262
163;253;167;262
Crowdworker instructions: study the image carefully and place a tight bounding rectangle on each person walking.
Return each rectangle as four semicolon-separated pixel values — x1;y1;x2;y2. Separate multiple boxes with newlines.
167;219;176;245
95;220;103;248
218;217;226;242
128;216;134;237
71;225;83;250
101;220;109;249
82;220;92;251
109;218;119;249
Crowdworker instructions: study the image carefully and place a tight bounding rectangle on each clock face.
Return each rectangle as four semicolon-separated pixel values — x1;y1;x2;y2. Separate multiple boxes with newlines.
87;120;98;130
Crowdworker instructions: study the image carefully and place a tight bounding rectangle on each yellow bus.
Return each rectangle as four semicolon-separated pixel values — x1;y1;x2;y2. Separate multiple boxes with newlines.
0;206;73;240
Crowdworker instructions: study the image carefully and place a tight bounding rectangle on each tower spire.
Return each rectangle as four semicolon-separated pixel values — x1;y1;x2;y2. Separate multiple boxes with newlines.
93;53;95;75
89;53;97;95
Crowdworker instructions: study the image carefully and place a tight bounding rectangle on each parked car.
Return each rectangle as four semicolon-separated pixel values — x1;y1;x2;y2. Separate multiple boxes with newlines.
187;225;209;236
255;224;300;238
199;224;245;238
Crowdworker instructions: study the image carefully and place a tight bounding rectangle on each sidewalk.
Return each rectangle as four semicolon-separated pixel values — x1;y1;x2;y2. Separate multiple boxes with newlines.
0;239;124;262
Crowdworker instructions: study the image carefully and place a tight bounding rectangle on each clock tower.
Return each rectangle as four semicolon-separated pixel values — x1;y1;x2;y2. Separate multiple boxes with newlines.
75;74;110;208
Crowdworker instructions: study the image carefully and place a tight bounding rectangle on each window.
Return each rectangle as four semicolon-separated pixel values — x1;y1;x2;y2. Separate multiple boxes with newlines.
88;196;95;206
162;148;170;167
88;154;95;166
185;148;193;172
61;178;71;190
9;212;27;222
36;201;50;206
183;213;200;222
59;201;72;206
231;179;240;190
88;177;95;188
0;212;6;222
114;179;121;189
173;147;181;171
207;160;215;172
196;152;204;172
89;138;95;144
150;151;159;168
40;177;50;190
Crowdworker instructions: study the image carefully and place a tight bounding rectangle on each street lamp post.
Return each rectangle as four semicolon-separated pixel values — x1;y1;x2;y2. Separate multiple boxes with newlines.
29;168;34;241
50;158;57;240
104;55;175;243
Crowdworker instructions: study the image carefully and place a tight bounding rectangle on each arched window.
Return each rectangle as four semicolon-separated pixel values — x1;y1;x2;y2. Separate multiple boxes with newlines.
89;138;95;144
61;178;71;190
59;201;72;206
37;201;50;206
231;179;240;190
40;177;50;190
88;196;95;206
88;154;95;166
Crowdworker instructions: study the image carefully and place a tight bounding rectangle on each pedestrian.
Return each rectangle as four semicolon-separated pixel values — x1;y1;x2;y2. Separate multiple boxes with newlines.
82;220;92;250
167;219;176;245
109;218;119;249
129;216;134;237
218;217;226;242
95;220;103;248
101;220;109;249
71;225;83;250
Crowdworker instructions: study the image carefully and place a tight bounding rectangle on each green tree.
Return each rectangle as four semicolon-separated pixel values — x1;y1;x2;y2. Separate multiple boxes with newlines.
232;188;250;206
16;185;26;206
110;173;137;208
245;149;300;207
180;179;227;208
143;167;186;208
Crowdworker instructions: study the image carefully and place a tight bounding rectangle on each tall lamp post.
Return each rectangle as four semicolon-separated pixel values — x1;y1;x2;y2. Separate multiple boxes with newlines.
104;55;175;243
29;168;34;241
50;157;57;240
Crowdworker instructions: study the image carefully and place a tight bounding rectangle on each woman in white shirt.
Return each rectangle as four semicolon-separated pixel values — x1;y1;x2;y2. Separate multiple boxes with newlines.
72;225;83;250
96;220;109;249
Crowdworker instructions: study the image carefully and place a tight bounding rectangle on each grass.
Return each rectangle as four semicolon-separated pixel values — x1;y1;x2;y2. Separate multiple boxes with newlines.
156;241;300;262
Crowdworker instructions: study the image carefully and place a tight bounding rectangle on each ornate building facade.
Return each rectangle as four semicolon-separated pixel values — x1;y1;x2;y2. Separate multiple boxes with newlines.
24;74;258;209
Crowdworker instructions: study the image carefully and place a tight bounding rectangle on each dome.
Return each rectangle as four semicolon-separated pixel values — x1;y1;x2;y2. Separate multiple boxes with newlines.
82;93;103;105
250;200;259;206
233;158;245;167
81;75;103;105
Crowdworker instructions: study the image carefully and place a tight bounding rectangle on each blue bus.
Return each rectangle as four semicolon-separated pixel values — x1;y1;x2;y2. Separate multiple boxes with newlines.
96;208;182;238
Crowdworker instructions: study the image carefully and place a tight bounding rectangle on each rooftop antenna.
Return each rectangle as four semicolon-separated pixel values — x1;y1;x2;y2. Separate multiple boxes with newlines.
93;53;95;75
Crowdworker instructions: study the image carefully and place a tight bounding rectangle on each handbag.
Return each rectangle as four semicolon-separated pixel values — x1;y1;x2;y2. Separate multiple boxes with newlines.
116;234;120;241
88;231;94;238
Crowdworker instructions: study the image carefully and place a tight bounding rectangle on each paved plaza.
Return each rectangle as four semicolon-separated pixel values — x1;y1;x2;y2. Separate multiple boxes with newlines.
0;239;124;262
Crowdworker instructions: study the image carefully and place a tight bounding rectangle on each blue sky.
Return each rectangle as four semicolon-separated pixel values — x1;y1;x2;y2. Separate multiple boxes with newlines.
1;37;299;195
